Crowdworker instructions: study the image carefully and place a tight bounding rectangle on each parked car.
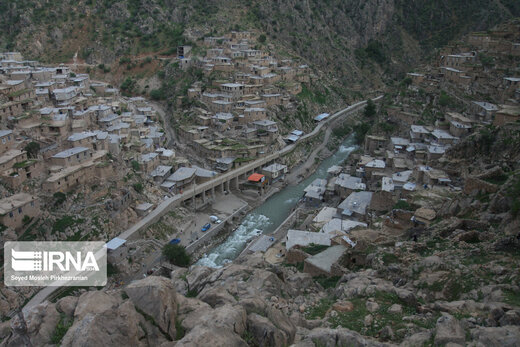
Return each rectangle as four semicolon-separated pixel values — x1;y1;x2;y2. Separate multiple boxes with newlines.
210;216;222;224
169;238;181;245
201;223;211;232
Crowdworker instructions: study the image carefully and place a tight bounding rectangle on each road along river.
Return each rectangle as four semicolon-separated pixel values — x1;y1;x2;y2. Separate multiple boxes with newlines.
196;134;358;268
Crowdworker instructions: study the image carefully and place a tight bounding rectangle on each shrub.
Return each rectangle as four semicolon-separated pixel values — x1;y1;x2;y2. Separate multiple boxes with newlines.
24;142;40;158
131;160;140;171
162;244;190;267
364;99;376;118
53;192;67;206
133;183;143;193
257;34;266;43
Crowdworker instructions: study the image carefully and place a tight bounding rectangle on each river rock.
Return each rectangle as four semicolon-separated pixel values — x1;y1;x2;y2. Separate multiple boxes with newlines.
125;276;177;339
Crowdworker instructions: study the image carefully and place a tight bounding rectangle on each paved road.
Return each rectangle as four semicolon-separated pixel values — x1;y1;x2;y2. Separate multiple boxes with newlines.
21;96;382;315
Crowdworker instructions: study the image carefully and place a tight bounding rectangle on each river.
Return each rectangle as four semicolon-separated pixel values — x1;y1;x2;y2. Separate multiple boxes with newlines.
196;134;358;268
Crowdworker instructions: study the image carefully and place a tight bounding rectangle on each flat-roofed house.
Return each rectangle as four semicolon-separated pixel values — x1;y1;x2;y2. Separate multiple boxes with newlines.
51;147;91;167
335;173;366;199
337;191;374;221
0;130;14;155
262;163;288;182
0;193;40;230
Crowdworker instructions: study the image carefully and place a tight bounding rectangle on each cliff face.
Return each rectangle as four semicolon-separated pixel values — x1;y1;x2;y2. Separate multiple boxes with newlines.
1;0;518;87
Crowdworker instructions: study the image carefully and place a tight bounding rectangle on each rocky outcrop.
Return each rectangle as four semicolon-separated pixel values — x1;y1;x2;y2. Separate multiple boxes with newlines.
124;276;178;339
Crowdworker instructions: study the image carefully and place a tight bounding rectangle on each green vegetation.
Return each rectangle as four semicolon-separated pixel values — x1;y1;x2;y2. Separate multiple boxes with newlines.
175;319;186;340
353;122;371;145
328;291;416;340
438;90;454;107
393;200;411;210
332;124;351;139
50;314;72;345
382;252;399;265
302;243;329;255
297;85;328;105
305;297;335;319
53;192;67;206
508;175;520;217
257;34;266;43
133;183;144;193
355;40;387;66
162;244;191;267
52;215;84;234
131;160;140;171
503;289;520;307
24;142;40;158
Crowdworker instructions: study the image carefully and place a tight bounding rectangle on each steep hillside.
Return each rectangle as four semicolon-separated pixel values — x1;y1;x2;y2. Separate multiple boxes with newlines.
1;0;519;90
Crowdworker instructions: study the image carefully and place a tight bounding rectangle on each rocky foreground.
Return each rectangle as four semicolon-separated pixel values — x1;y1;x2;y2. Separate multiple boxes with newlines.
1;247;519;346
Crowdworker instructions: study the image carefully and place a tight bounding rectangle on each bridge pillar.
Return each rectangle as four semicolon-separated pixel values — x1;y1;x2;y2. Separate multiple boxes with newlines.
211;187;215;199
225;180;230;192
220;182;225;193
192;195;196;209
202;190;206;203
234;177;239;190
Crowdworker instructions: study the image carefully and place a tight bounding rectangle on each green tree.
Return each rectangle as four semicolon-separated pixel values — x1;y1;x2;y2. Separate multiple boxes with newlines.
133;183;143;193
162;244;190;267
24;142;40;158
364;99;376;118
257;34;266;43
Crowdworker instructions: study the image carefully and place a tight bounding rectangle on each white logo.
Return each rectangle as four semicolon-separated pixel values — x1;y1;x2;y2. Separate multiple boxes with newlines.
11;249;99;272
4;242;107;287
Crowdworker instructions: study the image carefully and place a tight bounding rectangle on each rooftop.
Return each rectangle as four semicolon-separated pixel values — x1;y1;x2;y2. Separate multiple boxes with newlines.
305;245;347;273
52;147;89;158
168;167;196;182
286;229;331;250
0;193;36;215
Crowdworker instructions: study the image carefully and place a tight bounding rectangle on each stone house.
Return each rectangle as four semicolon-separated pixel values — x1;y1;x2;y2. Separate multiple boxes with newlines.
242;108;267;124
494;105;520;126
0;149;27;172
364;135;387;155
0;193;40;230
51;147;91;167
0;130;14;155
262;163;288;182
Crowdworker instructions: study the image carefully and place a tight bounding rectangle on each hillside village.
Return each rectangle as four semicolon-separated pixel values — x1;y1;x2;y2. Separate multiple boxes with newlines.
0;19;520;347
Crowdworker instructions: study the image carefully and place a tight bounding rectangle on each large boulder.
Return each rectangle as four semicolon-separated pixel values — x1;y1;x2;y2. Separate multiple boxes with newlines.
434;313;465;346
176;325;247;347
125;276;177;339
470;325;520;346
296;327;394;346
247;313;290;347
62;301;144;347
74;291;121;321
56;296;79;318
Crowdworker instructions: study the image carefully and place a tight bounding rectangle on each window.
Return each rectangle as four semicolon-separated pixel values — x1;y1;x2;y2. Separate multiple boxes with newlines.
18;207;22;214
30;201;34;207
9;212;13;218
